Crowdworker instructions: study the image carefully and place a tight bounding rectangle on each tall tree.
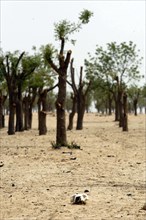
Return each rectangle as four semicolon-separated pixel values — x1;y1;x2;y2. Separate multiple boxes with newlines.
68;58;91;130
128;85;141;116
44;9;93;146
85;41;143;129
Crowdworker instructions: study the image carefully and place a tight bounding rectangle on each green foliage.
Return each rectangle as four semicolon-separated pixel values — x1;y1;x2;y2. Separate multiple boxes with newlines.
22;54;40;75
142;84;146;97
54;20;77;41
85;41;143;85
67;141;81;149
42;44;57;61
79;9;93;24
54;9;93;43
51;141;80;149
22;46;56;93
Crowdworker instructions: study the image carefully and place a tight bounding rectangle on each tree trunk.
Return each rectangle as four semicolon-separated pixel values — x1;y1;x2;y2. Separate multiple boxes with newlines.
28;88;37;129
56;73;67;145
67;95;77;130
119;91;123;127
39;89;48;135
23;96;30;130
15;83;24;132
123;93;128;131
133;99;138;116
8;93;16;135
15;99;24;132
0;94;7;129
0;95;3;129
114;99;119;121
76;93;85;130
108;95;112;115
39;111;47;135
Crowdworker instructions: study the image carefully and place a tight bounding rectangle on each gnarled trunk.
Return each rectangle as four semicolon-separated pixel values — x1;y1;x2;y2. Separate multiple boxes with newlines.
56;73;67;145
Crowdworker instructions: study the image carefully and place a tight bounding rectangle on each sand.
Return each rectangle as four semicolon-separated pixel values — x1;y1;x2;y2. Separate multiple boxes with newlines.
0;113;146;220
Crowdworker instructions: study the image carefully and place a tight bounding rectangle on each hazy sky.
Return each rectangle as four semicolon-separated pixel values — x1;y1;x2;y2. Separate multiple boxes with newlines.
0;0;145;80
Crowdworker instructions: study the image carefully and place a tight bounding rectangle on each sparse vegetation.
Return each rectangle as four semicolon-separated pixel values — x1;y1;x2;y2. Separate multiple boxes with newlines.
51;141;81;149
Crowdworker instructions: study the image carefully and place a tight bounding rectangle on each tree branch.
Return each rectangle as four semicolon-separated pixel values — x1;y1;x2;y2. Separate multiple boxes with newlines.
70;58;77;94
60;38;65;55
15;52;25;70
47;58;59;73
46;83;59;92
64;50;72;69
85;80;92;96
79;66;83;87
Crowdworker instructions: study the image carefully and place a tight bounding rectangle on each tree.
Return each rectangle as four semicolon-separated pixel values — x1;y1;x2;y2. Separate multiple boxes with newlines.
68;58;91;130
0;51;40;134
44;9;93;145
0;52;24;134
15;53;40;132
26;47;56;134
128;85;141;116
85;41;143;130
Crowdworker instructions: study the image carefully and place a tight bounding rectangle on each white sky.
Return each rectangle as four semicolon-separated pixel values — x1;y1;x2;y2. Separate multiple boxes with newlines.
0;0;145;84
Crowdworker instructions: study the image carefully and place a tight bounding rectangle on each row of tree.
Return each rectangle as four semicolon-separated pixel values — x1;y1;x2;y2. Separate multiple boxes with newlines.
84;41;145;131
0;9;93;147
0;9;145;146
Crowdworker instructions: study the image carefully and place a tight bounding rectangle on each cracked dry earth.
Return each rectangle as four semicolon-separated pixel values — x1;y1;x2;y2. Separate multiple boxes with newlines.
0;113;146;220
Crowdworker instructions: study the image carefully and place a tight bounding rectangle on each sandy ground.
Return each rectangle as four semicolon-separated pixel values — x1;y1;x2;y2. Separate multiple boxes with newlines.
0;113;146;220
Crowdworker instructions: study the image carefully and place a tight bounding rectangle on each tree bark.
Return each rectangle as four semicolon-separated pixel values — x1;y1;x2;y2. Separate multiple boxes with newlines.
67;94;77;130
76;92;86;130
23;96;30;130
0;94;3;129
133;99;138;116
38;89;48;135
39;111;47;135
56;73;67;145
15;99;24;132
119;90;123;127
8;92;16;135
122;92;128;131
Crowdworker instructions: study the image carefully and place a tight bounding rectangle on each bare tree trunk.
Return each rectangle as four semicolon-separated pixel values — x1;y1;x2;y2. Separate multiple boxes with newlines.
123;92;128;131
76;93;86;130
0;94;3;129
113;92;119;121
67;94;77;130
119;91;123;127
39;111;47;135
15;99;24;132
23;96;30;130
56;73;67;145
0;93;6;128
133;99;138;116
8;93;16;135
39;89;48;135
108;94;113;115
